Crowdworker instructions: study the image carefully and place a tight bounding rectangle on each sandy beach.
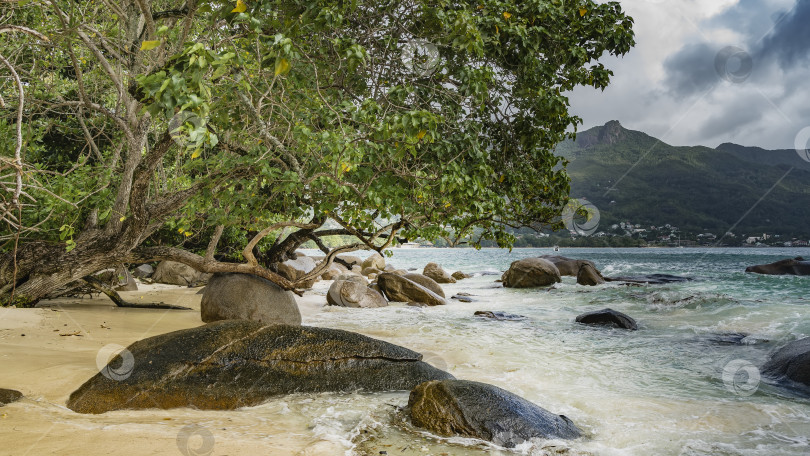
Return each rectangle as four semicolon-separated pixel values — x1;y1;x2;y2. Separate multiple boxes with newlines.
0;283;343;456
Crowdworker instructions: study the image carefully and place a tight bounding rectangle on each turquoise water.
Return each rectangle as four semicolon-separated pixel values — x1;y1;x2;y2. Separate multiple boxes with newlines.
298;247;810;455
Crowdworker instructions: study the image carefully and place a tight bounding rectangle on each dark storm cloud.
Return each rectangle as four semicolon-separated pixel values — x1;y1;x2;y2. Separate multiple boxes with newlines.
757;0;810;69
662;0;810;97
662;43;719;96
569;0;810;149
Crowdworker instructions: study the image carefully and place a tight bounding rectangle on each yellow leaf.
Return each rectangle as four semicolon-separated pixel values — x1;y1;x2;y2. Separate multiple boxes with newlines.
178;228;184;233
495;25;499;34
340;162;351;173
416;130;426;140
140;40;161;51
274;57;290;76
232;0;247;13
498;174;505;183
184;232;193;237
444;202;451;208
503;12;512;20
119;216;126;222
579;8;588;17
191;149;201;159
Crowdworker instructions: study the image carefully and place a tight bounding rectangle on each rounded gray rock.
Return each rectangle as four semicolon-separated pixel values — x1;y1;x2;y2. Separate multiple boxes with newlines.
201;273;301;325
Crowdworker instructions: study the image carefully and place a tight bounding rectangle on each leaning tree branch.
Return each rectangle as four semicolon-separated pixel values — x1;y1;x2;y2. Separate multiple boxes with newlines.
81;276;191;310
243;221;321;266
127;246;303;294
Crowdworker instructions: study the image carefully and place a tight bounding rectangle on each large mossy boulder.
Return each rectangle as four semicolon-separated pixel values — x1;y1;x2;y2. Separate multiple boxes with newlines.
201;273;301;325
423;263;456;284
575;308;637;330
326;280;388;308
67;320;453;414
377;273;446;306
745;257;810;276
501;258;561;288
0;388;22;406
408;380;581;447
152;260;209;286
761;337;810;389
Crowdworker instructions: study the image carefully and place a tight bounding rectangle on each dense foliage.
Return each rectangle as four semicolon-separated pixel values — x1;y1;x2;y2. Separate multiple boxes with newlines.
0;0;634;305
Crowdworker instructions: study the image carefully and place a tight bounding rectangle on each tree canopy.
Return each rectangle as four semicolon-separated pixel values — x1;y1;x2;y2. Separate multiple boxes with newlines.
0;0;634;306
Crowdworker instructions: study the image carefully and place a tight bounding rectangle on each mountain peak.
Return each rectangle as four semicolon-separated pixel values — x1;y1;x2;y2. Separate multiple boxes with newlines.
576;120;626;148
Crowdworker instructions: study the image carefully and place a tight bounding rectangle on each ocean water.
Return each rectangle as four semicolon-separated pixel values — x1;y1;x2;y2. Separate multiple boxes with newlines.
296;247;810;456
5;247;810;455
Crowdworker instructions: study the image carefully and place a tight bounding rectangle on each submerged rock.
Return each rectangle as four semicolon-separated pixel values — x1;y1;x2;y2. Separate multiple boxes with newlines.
0;388;22;406
745;257;810;276
67;320;453;414
451;295;474;303
761;337;810;390
423;263;456;284
201;273;301;325
605;274;692;285
327;280;388;308
575;308;638;330
700;332;769;346
408;380;581;447
474;311;527;321
502;258;561;288
377;273;446;306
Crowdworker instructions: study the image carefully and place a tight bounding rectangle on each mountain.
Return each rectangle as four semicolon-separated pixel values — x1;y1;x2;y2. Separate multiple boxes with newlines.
555;121;810;239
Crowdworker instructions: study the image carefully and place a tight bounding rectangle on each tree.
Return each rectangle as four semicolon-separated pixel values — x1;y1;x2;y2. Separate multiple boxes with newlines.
0;0;634;307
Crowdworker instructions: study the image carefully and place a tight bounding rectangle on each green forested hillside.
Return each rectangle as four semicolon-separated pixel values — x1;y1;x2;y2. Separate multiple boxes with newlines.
557;121;810;238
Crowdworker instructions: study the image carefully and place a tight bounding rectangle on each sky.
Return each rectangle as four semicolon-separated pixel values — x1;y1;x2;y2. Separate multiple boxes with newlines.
568;0;810;150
